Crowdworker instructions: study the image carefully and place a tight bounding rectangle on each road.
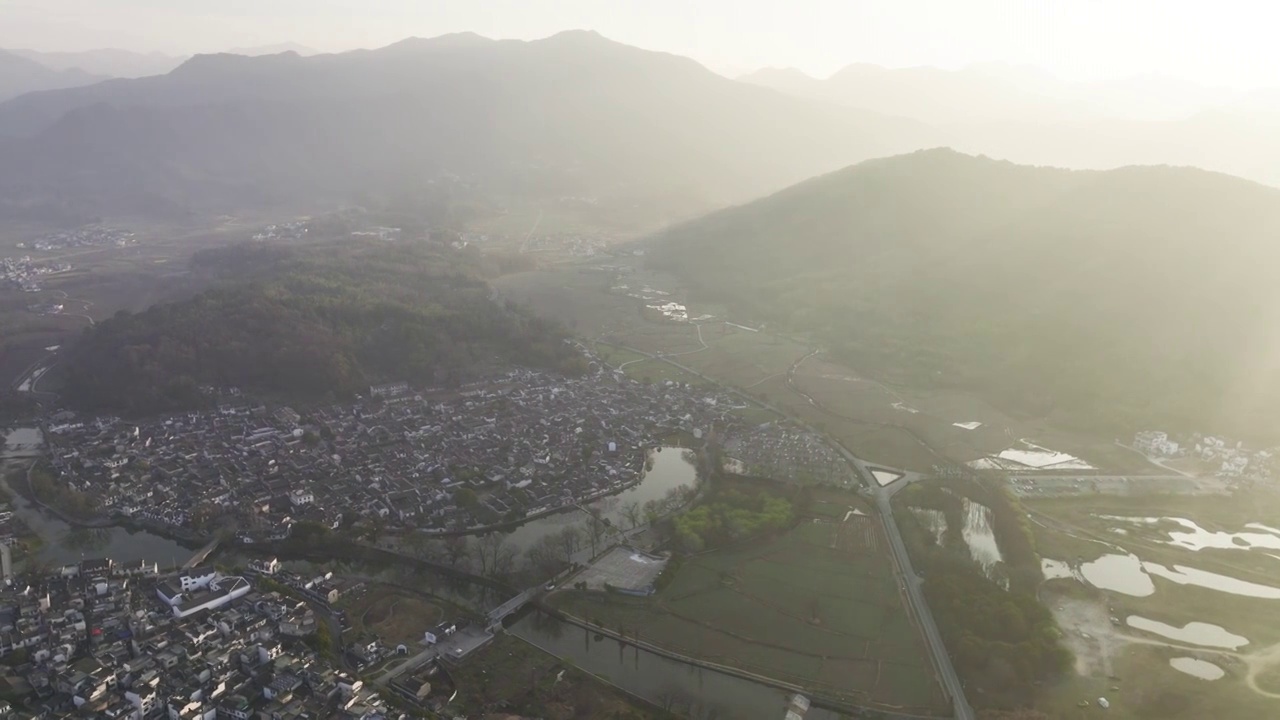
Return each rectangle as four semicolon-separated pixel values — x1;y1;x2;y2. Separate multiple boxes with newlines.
876;482;974;720
597;338;975;720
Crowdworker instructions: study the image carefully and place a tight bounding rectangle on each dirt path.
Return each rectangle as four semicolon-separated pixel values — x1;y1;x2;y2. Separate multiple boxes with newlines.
1047;585;1280;700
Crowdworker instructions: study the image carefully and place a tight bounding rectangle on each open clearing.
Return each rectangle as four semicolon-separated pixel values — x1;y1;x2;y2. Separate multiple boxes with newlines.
552;491;945;714
1030;492;1280;719
339;585;444;649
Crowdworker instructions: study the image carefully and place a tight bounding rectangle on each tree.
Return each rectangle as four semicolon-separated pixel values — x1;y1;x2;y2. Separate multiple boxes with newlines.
620;500;643;529
454;487;479;509
525;534;565;578
442;535;470;567
557;525;582;562
587;512;609;558
473;532;511;576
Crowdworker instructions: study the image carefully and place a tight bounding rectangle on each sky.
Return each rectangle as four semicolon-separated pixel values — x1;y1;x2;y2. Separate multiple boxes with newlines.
2;0;1278;90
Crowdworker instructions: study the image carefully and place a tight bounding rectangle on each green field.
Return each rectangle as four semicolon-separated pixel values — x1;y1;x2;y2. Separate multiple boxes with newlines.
553;495;945;714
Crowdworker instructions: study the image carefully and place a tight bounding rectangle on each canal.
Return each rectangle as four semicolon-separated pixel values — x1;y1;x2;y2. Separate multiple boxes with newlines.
500;445;700;554
2;427;195;568
511;609;843;720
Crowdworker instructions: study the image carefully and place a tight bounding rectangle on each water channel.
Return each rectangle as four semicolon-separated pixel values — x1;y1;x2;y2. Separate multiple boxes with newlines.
511;610;842;720
499;445;699;554
2;427;194;569
7;432;841;714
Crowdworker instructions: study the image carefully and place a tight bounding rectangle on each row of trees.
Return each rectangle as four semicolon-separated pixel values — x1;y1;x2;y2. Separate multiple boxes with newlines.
895;479;1071;710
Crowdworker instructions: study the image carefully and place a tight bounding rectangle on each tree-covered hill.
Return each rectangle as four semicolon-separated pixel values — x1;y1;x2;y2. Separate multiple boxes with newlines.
63;240;583;413
649;149;1280;441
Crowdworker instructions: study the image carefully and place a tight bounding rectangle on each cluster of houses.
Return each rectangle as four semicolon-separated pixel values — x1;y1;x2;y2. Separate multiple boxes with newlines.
722;422;851;485
41;363;783;542
249;222;309;243
16;227;135;253
1;256;71;293
1133;430;1276;479
0;557;394;719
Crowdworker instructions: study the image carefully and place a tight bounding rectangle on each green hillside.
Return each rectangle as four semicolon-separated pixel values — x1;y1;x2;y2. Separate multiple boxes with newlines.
649;149;1280;442
63;240;583;413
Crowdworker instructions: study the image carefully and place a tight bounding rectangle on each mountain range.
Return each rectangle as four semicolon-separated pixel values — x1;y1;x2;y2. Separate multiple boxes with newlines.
0;49;107;103
7;47;183;79
739;63;1246;123
0;31;937;225
648;149;1280;442
741;63;1280;189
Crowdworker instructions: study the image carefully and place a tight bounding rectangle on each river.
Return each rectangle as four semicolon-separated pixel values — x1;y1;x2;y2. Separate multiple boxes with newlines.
499;445;699;554
2;427;195;569
512;610;843;720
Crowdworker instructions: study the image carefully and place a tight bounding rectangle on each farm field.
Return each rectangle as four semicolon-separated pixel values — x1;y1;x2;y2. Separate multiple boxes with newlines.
449;632;676;719
551;491;946;714
495;258;1171;478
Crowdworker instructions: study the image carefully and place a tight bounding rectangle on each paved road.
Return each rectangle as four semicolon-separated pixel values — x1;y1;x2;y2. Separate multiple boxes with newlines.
598;339;975;720
876;483;974;720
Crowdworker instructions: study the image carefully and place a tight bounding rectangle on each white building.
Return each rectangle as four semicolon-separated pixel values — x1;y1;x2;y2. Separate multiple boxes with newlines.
1134;431;1179;457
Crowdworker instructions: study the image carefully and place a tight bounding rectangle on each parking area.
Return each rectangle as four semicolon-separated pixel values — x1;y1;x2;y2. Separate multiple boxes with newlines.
573;545;669;593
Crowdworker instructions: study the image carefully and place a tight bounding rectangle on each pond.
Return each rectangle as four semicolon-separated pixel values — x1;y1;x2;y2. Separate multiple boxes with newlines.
910;507;947;546
1078;553;1155;597
2;427;45;458
1072;551;1280;599
1169;657;1225;680
511;610;842;720
961;498;1003;571
1126;615;1249;650
1103;515;1280;553
500;446;699;554
1041;558;1075;580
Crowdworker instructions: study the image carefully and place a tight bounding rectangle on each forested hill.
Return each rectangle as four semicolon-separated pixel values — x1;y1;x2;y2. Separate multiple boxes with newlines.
649;149;1280;442
63;240;583;413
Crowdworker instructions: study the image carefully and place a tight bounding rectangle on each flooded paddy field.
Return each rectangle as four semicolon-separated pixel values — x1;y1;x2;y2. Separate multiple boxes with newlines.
1029;490;1280;718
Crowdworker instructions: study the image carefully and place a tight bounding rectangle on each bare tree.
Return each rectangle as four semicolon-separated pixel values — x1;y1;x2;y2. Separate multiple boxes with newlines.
587;512;609;557
557;525;582;562
620;499;643;529
525;534;565;578
472;532;510;576
442;535;470;568
493;543;518;578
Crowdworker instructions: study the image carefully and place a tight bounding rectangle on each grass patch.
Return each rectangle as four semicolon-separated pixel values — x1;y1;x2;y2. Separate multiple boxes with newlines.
337;584;444;649
449;632;675;718
551;517;944;713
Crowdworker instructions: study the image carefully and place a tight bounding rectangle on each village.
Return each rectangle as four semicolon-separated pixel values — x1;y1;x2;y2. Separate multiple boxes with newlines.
0;555;426;718
0;256;72;294
1132;429;1278;480
37;358;809;544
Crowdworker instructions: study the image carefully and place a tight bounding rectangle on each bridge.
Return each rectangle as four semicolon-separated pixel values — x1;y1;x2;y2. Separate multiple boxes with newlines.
182;538;220;570
486;587;537;629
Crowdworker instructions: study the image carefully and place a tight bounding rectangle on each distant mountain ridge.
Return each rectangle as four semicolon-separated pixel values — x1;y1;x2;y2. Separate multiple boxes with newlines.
740;63;1280;189
0;31;940;225
8;47;183;79
649;149;1280;442
0;49;106;102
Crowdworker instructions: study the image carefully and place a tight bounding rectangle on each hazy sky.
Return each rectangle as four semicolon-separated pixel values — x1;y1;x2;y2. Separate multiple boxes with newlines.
3;0;1277;89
